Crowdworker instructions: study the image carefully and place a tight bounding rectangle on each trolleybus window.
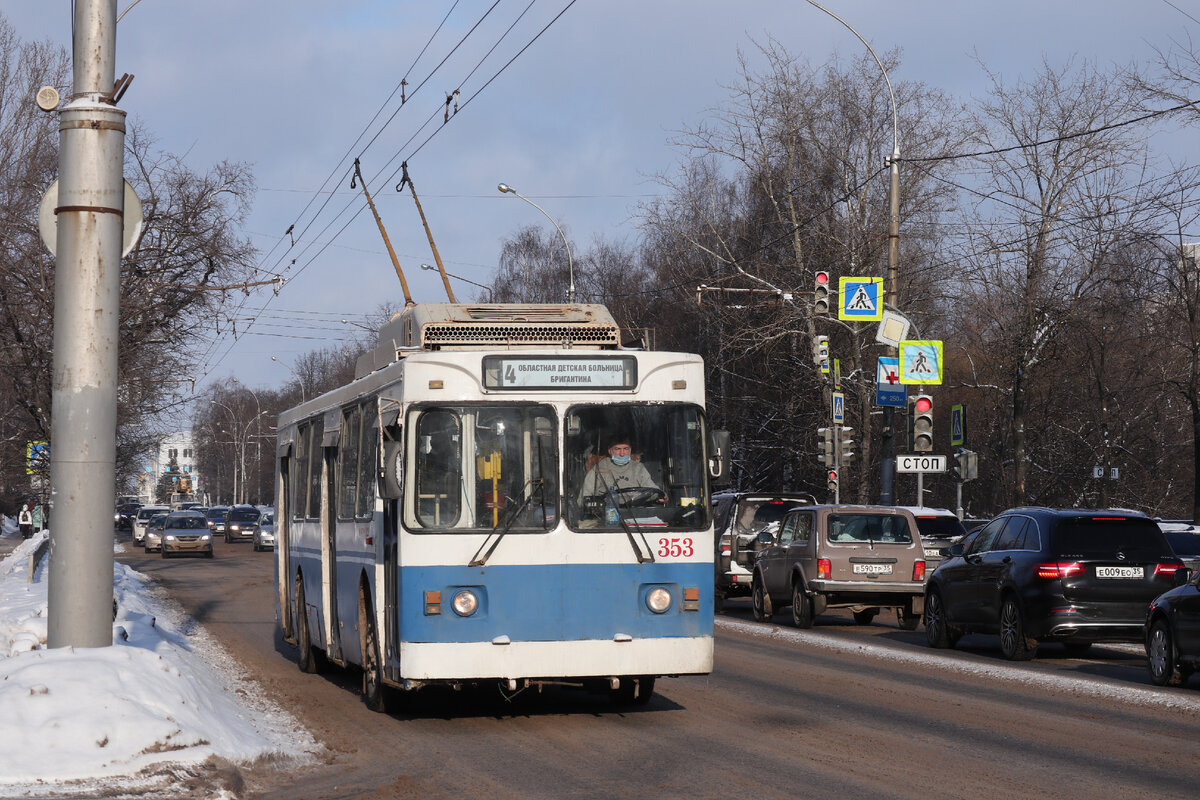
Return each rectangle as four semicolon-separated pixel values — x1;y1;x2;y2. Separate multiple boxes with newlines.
409;404;558;531
336;402;379;521
566;404;708;532
338;404;362;519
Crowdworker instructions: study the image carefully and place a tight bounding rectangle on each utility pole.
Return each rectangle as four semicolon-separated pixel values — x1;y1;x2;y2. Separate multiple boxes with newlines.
47;0;124;648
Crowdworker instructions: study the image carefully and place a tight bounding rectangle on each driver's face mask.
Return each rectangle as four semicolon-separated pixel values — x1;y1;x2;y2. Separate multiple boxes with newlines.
609;444;632;466
611;454;631;466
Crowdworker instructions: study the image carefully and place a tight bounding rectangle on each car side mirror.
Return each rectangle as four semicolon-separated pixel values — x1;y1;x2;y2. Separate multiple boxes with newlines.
757;531;774;545
946;542;965;558
1175;567;1192;587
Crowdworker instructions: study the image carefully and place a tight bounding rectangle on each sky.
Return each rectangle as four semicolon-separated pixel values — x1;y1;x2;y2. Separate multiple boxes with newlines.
5;1;1200;403
0;522;317;797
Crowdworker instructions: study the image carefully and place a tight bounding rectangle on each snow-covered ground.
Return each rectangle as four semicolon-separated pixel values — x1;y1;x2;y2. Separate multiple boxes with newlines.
0;517;320;797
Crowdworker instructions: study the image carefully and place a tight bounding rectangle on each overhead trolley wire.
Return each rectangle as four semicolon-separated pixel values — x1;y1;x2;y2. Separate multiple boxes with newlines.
197;1;584;382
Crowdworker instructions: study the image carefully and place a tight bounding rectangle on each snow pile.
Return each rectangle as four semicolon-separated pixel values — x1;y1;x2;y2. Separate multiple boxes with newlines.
0;529;319;795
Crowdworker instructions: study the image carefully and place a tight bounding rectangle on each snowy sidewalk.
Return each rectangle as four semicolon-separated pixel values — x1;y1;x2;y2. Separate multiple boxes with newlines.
0;526;320;797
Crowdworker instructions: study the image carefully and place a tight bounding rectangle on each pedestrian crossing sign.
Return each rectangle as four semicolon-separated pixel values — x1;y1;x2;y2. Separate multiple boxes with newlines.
899;340;943;385
838;277;884;321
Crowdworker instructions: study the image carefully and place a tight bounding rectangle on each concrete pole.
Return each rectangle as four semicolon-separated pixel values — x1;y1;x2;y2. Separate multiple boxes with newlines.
48;0;123;648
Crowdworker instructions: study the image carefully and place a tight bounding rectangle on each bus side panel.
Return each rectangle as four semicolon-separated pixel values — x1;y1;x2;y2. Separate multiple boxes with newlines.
333;520;375;668
292;520;326;650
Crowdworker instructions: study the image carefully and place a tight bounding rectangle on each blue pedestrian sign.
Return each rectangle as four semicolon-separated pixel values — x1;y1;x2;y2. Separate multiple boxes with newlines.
951;404;966;447
832;391;845;424
876;357;906;408
838;277;884;321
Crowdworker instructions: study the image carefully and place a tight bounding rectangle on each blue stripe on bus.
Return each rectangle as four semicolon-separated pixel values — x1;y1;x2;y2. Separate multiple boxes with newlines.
399;562;713;643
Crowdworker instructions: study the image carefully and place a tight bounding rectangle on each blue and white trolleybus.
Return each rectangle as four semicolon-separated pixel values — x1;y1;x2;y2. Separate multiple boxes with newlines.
273;302;727;709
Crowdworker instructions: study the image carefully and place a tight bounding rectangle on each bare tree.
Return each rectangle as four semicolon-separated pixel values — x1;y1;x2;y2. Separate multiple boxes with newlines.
639;39;967;497
0;15;260;506
955;57;1163;506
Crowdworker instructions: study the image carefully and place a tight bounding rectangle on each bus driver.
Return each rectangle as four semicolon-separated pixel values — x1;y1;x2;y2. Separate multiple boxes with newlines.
576;433;661;509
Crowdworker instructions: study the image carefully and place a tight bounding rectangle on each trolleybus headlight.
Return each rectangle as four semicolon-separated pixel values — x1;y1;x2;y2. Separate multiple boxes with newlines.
452;589;479;617
646;587;673;614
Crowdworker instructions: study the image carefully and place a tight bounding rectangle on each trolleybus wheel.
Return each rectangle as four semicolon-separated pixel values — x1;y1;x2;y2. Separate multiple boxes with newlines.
296;579;326;674
361;599;388;713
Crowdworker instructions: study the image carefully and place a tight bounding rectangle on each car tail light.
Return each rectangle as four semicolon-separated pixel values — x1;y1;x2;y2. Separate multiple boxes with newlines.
913;560;926;581
818;558;831;579
1154;564;1182;577
1036;562;1084;579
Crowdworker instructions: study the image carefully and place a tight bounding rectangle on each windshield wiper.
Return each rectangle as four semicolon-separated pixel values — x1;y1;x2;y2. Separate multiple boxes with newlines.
469;478;542;567
469;440;552;567
605;485;655;564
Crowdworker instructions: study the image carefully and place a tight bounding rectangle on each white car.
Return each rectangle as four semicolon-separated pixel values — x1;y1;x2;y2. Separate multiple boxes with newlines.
131;505;169;545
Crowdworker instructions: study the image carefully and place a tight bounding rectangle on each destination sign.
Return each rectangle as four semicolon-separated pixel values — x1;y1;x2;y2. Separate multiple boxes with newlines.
483;356;637;390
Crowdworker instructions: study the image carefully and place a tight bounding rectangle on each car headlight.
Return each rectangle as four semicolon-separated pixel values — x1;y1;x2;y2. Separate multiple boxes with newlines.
165;535;176;541
201;534;211;541
451;589;479;617
646;587;673;614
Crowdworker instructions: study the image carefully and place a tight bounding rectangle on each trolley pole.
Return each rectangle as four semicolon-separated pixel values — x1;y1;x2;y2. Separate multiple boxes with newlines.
47;0;124;648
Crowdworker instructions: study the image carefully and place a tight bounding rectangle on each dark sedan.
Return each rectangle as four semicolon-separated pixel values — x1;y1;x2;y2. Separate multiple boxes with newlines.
1146;572;1200;686
924;507;1187;660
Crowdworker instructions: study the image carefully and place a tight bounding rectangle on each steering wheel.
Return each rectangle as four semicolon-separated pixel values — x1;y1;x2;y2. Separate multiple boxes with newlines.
611;486;666;506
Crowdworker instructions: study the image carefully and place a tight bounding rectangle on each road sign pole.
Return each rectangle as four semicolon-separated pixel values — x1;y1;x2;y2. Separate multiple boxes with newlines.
916;471;924;509
47;0;123;649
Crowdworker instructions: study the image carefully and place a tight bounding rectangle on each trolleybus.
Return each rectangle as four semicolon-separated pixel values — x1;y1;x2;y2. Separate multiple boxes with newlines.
273;302;727;709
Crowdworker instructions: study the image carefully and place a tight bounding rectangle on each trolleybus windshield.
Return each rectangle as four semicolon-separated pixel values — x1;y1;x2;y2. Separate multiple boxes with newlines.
566;403;708;532
409;404;558;531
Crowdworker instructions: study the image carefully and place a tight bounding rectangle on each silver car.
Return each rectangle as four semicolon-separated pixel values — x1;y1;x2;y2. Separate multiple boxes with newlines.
143;512;168;552
252;512;275;551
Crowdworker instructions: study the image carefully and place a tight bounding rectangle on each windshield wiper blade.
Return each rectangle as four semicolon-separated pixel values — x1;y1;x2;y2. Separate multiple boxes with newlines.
469;479;541;567
606;486;655;564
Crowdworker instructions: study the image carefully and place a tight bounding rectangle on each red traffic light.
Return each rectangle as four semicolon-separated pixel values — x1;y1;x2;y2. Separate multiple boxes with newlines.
828;469;838;481
914;396;932;414
815;271;830;285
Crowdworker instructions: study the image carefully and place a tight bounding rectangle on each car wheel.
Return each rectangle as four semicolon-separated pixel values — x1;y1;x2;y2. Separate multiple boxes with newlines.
613;676;656;706
296;579;327;675
361;599;388;713
924;589;954;649
999;596;1037;661
751;575;773;622
897;600;921;631
206;550;214;559
852;608;878;626
1148;618;1185;687
791;580;814;629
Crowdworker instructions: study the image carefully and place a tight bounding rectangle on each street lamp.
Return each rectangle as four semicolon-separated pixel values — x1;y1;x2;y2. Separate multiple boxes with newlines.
806;1;902;504
231;378;263;505
497;182;576;303
209;400;240;504
271;355;306;402
420;263;494;302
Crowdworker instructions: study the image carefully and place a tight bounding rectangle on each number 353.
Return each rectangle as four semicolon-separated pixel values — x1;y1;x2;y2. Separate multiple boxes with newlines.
656;537;694;558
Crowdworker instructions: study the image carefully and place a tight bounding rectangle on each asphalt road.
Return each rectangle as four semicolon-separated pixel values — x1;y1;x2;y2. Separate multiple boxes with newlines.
113;533;1200;800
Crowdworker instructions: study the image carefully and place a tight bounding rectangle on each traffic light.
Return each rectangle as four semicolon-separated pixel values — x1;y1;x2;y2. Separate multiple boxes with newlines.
814;271;830;315
910;394;934;452
818;427;834;466
814;335;830;373
839;426;854;463
827;468;839;495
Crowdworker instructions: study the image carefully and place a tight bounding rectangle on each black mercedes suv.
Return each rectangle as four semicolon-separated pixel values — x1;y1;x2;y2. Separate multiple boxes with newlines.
923;507;1188;660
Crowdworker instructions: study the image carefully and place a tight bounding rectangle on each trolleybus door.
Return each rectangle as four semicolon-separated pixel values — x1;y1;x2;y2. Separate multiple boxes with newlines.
321;435;342;662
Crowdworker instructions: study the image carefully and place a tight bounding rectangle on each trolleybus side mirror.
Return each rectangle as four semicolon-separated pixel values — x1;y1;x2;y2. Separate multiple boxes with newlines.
380;437;404;500
708;430;731;488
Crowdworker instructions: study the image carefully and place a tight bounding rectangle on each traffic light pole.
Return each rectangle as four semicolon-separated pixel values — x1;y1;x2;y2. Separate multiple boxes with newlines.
47;0;123;649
